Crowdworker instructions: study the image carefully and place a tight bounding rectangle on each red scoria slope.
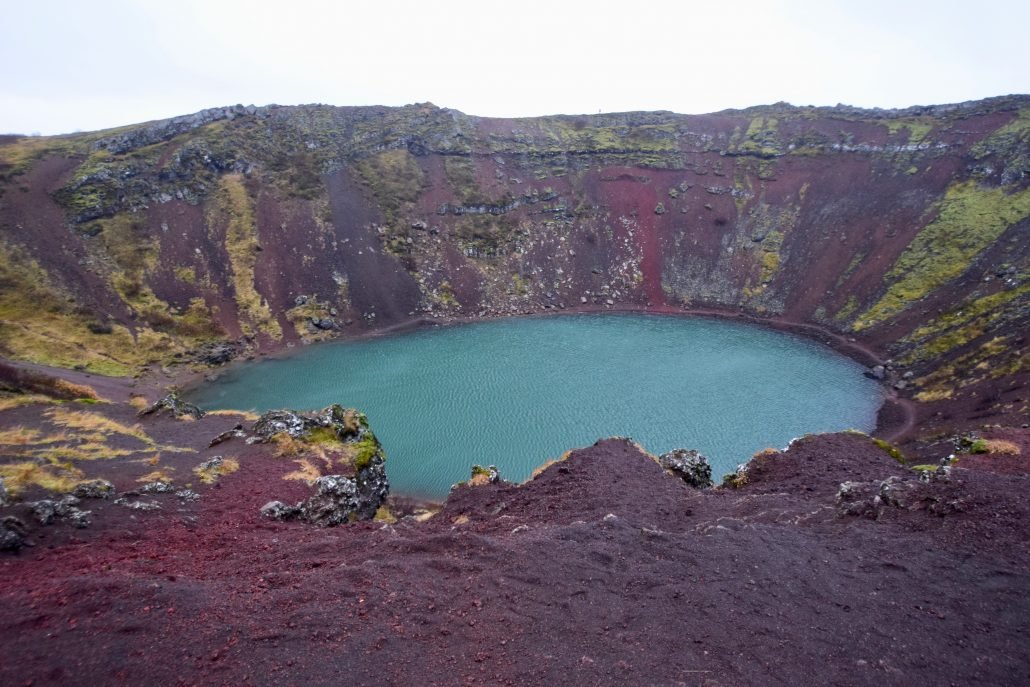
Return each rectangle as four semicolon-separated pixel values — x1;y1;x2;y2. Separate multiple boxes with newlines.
0;383;1028;686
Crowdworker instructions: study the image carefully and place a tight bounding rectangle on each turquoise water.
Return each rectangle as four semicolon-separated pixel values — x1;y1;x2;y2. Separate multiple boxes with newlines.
187;314;883;498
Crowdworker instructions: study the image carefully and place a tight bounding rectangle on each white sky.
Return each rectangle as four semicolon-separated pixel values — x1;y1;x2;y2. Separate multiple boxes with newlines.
2;0;1028;135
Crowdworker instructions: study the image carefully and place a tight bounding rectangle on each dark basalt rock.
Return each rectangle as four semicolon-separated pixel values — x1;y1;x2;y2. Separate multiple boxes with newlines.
0;516;27;551
210;424;246;447
251;404;365;443
261;455;389;526
72;479;115;499
836;469;967;519
194;342;241;367
260;500;300;520
28;495;91;528
138;480;176;494
658;448;714;488
0;477;8;507
139;391;204;420
256;405;389;525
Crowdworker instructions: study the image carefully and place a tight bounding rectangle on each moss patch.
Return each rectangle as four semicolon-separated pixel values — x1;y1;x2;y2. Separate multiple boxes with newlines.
209;174;282;339
854;181;1030;330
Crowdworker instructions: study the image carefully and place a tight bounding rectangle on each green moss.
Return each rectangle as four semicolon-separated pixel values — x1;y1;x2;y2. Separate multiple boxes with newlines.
285;296;339;343
872;438;906;465
453;214;515;256
835;296;860;323
758;230;784;284
854;181;1030;330
898;283;1027;365
971;108;1030;160
352;435;381;472
969;439;989;454
436;281;459;308
209;174;282;340
307;426;341;445
354;149;425;222
885;118;934;145
443;156;487;204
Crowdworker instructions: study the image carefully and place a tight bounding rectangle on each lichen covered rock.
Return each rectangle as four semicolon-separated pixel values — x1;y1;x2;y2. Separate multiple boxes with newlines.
73;479;115;499
658;448;714;488
256;405;389;525
139;391;205;420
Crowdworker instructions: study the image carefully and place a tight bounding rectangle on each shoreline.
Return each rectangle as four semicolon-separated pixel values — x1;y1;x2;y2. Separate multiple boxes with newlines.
6;302;918;454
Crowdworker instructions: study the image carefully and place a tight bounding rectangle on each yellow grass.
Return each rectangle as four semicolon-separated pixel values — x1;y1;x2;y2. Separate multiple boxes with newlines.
0;461;84;495
914;388;954;403
982;439;1020;455
138;469;175;483
0;426;43;445
128;395;150;410
283;457;321;484
206;408;260;422
45;408;154;445
52;380;100;400
0;393;56;411
194;457;239;484
36;443;135;462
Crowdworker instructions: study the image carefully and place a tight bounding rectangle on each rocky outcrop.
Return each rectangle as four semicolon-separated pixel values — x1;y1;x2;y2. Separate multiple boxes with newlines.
255;405;390;525
28;495;91;528
836;468;967;519
93;105;266;155
0;516;27;551
72;479;115;499
139;392;205;420
657;448;714;488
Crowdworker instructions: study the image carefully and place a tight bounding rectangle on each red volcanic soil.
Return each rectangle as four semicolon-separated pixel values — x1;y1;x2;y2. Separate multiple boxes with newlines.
2;369;1029;687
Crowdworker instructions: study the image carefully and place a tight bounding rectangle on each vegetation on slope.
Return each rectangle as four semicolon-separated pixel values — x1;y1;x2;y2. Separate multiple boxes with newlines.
853;181;1030;330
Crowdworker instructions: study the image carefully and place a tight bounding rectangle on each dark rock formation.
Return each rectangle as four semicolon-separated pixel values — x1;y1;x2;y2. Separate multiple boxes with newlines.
28;495;91;528
72;479;115;499
193;342;241;367
251;404;366;443
255;405;389;525
657;448;714;488
0;517;27;551
138;392;204;420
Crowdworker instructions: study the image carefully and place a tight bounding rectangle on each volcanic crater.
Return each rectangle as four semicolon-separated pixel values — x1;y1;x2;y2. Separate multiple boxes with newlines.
0;97;1028;686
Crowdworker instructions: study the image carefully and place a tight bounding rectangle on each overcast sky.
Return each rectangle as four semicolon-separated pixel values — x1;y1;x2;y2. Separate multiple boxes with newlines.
2;0;1028;135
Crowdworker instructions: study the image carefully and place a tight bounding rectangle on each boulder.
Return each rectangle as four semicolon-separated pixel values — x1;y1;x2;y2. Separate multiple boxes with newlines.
28;495;91;527
468;464;502;487
139;391;205;420
658;448;714;488
0;516;27;551
194;342;239;366
261;500;301;520
139;480;176;494
73;479;115;499
210;424;247;447
865;365;886;380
